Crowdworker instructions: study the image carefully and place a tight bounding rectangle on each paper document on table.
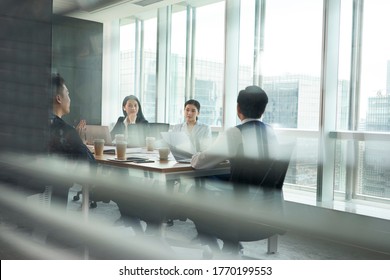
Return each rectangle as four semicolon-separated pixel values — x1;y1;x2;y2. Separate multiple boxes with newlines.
161;132;196;154
161;132;195;163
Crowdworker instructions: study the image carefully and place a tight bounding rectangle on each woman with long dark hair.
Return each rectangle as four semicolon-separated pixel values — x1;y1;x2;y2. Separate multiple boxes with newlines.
110;95;148;146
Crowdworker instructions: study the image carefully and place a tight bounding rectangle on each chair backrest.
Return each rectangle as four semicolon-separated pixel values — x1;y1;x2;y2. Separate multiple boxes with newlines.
229;142;294;190
188;143;295;244
259;142;295;189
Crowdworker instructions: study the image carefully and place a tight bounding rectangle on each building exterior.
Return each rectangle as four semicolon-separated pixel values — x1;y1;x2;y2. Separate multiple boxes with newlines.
362;94;390;198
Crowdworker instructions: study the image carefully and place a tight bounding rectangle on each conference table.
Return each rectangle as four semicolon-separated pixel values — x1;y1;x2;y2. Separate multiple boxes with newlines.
91;145;230;184
88;145;231;225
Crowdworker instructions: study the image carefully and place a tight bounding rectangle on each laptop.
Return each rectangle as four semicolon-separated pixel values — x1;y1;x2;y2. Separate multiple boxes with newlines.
161;131;196;163
85;125;112;145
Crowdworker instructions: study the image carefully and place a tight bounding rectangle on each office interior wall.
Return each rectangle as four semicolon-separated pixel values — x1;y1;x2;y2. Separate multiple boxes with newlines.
52;15;103;126
0;0;53;154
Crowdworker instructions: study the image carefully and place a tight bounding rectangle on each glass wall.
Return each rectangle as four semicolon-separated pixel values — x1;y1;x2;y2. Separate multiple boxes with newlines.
238;0;256;92
360;0;390;132
353;0;390;200
192;1;225;127
119;16;157;122
334;0;353;196
259;0;323;192
142;17;157;121
119;22;136;102
169;8;187;125
116;0;390;207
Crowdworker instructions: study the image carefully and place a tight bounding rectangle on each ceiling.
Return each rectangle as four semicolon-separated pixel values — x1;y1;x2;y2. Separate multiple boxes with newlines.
53;0;221;22
52;0;183;22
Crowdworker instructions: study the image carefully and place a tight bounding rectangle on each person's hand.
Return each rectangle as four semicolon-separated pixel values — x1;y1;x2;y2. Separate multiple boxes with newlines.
76;120;87;143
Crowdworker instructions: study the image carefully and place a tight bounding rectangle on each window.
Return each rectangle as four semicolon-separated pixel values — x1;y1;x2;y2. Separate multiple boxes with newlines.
261;0;323;130
260;0;323;192
360;0;390;132
120;22;136;100
119;16;157;122
238;0;256;90
192;1;225;126
115;0;390;210
142;17;157;121
168;8;187;125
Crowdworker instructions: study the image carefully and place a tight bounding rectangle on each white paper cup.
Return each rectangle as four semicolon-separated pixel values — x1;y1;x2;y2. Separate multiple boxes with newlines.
116;141;127;160
145;137;156;151
158;147;170;160
115;134;125;143
93;139;105;156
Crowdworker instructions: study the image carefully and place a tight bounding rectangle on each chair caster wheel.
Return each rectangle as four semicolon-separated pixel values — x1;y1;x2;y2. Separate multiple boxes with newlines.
90;201;97;208
73;195;80;201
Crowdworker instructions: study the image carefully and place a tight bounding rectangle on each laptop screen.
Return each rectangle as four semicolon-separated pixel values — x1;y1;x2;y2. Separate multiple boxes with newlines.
85;125;112;145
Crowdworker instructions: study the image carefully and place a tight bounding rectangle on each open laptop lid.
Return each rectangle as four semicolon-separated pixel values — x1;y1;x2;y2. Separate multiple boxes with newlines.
161;132;195;163
85;125;112;145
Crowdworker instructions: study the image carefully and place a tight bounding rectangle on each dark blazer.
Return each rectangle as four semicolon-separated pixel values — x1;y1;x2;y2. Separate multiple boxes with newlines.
110;116;149;147
229;120;278;189
110;116;149;139
49;114;95;163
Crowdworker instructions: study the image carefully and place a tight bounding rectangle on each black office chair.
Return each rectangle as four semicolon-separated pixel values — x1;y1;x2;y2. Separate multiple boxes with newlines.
187;143;294;255
72;187;97;208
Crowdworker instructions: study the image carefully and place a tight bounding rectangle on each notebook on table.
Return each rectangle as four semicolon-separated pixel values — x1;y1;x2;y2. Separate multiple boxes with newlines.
161;132;196;163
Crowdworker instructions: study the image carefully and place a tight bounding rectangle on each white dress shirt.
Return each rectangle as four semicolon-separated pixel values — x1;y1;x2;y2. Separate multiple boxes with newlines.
191;119;278;169
171;121;212;152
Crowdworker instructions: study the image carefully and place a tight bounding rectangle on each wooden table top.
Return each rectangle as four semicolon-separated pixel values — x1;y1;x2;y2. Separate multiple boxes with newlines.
91;146;230;176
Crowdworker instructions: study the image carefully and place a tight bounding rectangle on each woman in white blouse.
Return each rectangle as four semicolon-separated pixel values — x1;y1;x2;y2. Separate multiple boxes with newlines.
171;99;212;152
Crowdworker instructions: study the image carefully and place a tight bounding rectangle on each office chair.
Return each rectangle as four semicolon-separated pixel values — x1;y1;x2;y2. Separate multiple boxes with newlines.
73;188;97;208
187;143;294;256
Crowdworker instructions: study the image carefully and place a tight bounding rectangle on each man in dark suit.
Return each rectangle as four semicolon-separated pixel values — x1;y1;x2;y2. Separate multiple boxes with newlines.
48;73;96;209
190;86;281;254
191;85;278;181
